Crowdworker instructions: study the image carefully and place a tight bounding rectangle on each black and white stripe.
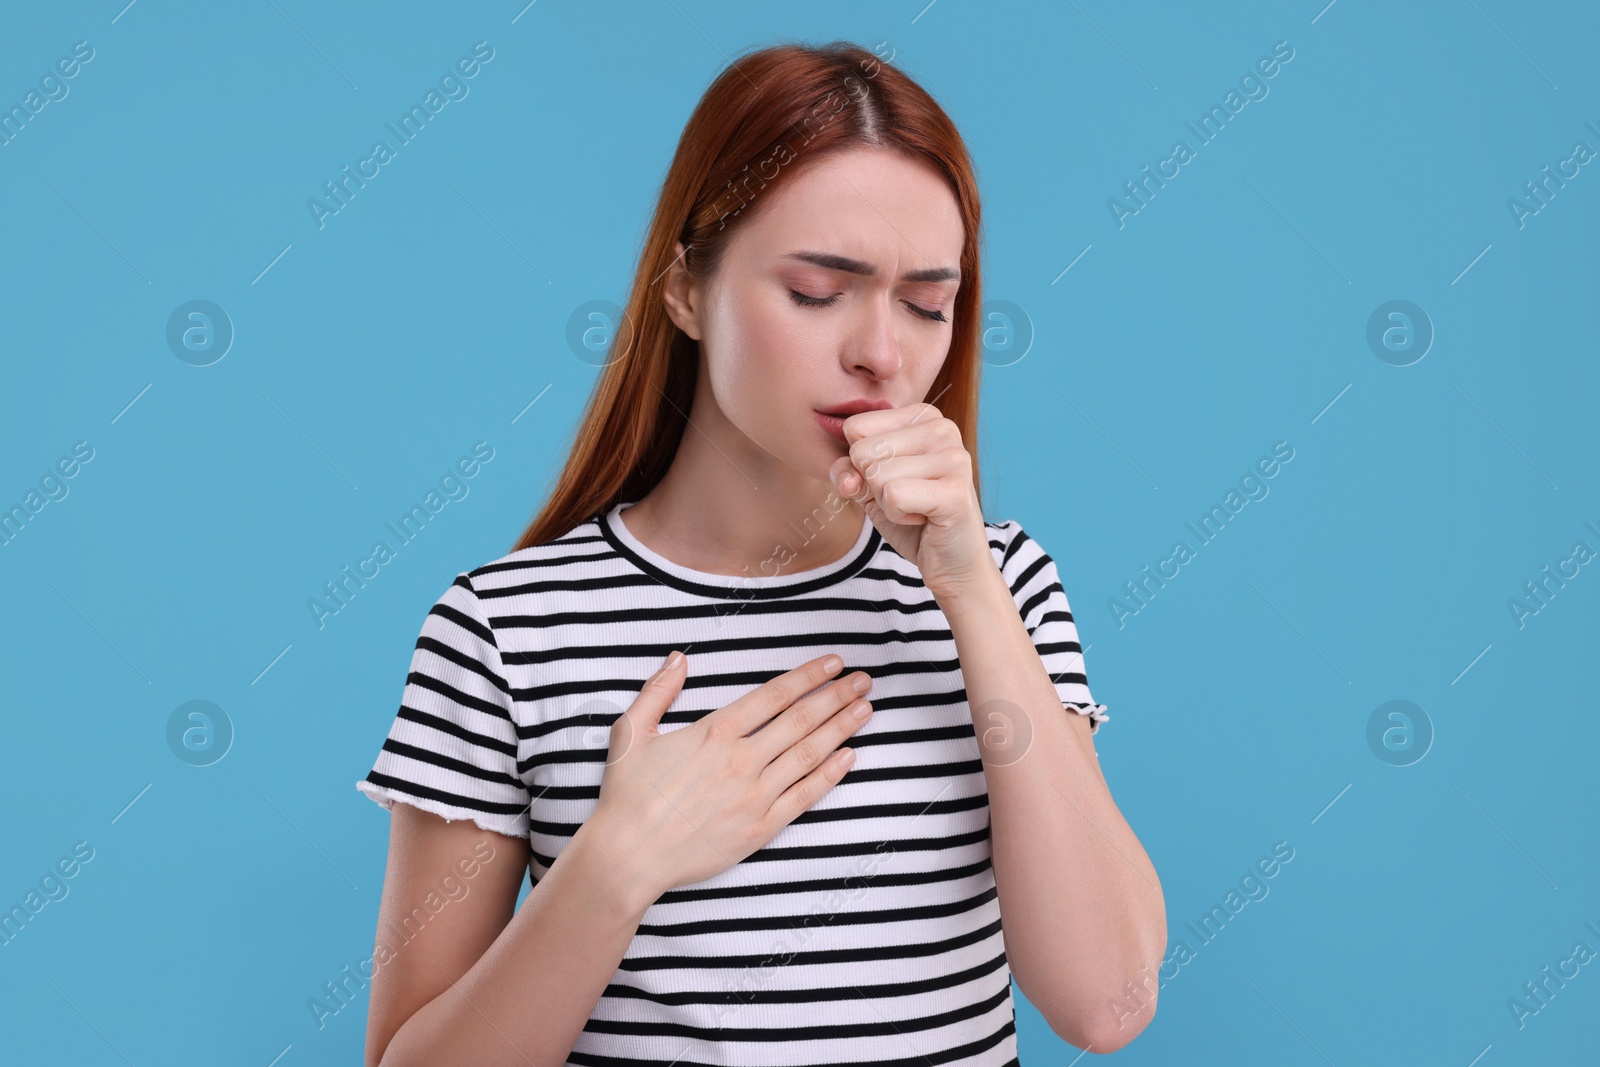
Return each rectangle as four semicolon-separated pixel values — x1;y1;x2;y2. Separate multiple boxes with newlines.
357;501;1107;1066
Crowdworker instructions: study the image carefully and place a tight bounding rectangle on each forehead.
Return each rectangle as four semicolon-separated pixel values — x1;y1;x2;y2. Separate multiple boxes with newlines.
730;147;965;273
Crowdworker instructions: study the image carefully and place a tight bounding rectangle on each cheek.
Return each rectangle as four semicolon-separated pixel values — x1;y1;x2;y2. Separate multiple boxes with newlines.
706;289;816;411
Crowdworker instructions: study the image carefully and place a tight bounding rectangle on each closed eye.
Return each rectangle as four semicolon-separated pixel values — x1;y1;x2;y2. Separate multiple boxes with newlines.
788;289;947;323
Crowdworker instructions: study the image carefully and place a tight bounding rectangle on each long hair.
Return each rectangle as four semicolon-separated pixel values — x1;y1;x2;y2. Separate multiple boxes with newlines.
512;40;985;552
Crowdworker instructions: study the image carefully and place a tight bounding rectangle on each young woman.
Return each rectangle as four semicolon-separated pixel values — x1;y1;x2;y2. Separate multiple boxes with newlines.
356;40;1164;1067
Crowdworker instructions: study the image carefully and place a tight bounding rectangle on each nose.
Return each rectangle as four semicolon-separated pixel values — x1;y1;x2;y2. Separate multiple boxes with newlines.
846;291;904;380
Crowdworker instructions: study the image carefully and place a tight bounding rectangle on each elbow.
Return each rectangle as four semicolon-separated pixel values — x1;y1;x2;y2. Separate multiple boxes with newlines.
1043;991;1158;1055
1032;946;1165;1053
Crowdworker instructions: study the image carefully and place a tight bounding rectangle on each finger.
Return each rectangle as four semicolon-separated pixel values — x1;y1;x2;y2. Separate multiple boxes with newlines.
854;451;957;499
769;740;859;826
832;460;869;502
760;693;872;792
747;669;871;763
840;402;941;445
714;654;846;737
848;418;952;469
866;478;952;525
624;650;687;735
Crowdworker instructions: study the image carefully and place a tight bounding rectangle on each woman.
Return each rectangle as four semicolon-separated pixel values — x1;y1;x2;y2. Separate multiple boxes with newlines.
356;40;1164;1067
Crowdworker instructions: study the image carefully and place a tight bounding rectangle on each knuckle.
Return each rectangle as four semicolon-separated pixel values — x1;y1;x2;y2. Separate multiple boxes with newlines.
640;674;674;699
764;679;794;716
792;738;820;768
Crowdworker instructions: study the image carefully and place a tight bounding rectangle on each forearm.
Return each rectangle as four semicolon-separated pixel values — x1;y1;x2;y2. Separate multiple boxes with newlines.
940;568;1165;1045
378;825;655;1067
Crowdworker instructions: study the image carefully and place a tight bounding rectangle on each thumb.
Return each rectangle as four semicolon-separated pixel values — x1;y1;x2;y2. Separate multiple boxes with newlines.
830;456;864;499
629;650;687;734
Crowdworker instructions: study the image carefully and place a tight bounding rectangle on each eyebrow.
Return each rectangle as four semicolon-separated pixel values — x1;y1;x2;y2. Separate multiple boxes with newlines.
781;250;960;284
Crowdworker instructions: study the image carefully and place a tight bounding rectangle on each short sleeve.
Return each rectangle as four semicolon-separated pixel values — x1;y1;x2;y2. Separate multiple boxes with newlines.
355;572;531;839
992;520;1109;735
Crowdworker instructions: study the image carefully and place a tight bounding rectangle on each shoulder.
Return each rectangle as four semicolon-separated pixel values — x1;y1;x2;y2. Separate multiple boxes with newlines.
457;512;609;591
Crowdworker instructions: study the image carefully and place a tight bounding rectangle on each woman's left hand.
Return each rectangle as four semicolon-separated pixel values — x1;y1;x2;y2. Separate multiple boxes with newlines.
827;402;998;600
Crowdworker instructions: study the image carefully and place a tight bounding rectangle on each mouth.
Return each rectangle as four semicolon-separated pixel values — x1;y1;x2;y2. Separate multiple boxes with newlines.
813;399;891;443
813;410;850;442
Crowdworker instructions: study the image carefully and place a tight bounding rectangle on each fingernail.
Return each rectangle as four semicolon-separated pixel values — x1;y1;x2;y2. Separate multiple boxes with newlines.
851;700;871;719
851;673;871;693
664;651;683;669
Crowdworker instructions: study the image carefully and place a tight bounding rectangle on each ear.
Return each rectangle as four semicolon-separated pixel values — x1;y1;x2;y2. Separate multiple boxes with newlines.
660;241;704;341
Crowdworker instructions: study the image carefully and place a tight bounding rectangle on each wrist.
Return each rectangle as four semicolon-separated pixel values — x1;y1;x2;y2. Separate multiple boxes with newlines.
558;820;664;922
930;560;1012;619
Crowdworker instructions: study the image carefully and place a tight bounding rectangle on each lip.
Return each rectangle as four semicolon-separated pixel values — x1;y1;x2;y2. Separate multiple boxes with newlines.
813;398;892;444
817;398;894;417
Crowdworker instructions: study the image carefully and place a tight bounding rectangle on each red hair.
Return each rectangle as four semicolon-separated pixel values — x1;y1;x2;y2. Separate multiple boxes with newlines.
512;40;985;552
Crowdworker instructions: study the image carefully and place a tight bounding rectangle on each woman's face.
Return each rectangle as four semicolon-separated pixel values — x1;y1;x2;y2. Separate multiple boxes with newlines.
668;146;966;482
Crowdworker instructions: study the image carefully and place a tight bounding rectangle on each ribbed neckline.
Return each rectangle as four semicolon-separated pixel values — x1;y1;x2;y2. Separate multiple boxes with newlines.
596;500;881;599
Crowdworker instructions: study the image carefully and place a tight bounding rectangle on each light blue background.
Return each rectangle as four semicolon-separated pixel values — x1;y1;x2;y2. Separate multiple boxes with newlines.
2;1;1596;1064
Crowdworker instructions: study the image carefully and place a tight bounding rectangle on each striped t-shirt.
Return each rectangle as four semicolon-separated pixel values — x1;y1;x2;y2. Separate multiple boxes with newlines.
357;499;1108;1066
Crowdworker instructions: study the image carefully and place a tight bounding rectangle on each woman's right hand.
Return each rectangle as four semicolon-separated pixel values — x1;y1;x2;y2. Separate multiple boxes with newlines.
580;651;874;902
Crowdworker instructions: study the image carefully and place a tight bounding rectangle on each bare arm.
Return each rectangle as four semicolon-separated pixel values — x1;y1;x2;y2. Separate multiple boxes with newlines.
941;567;1165;1053
367;805;656;1067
